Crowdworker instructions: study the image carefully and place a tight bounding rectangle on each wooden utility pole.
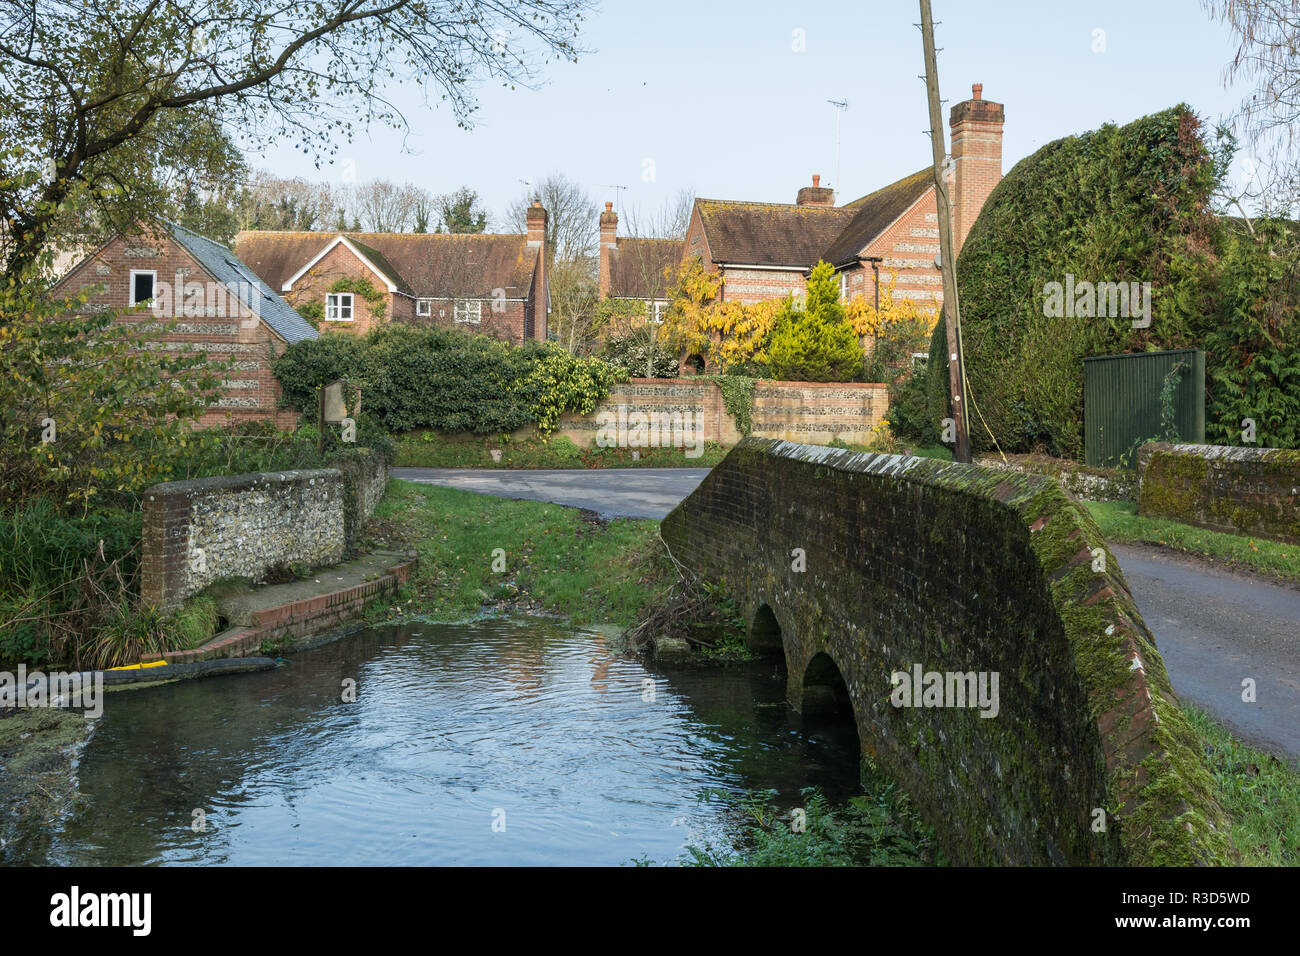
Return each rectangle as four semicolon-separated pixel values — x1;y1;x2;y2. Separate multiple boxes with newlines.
919;0;971;463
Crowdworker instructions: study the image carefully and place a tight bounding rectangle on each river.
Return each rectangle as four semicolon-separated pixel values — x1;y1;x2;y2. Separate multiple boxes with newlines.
8;617;864;865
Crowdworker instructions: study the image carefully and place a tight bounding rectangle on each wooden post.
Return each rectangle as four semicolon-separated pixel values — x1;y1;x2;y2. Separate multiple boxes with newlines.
920;0;972;463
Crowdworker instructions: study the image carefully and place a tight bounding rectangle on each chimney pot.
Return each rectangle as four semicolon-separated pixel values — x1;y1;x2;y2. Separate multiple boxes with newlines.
605;201;613;211
972;83;982;100
812;174;820;187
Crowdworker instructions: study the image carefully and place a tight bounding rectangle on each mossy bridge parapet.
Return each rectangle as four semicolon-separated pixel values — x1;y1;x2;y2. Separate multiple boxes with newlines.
660;438;1233;866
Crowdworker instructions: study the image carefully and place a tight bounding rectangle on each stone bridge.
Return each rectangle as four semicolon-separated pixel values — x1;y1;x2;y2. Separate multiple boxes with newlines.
660;438;1233;866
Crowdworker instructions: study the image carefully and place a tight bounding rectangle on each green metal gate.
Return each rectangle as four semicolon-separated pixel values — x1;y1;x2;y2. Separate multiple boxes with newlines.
1083;349;1205;467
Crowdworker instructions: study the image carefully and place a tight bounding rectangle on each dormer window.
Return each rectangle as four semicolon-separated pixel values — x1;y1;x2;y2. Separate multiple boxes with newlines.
129;270;157;306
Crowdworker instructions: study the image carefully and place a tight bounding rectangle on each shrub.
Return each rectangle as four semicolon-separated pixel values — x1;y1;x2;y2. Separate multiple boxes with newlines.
766;262;863;382
889;360;940;446
602;327;681;378
0;266;224;511
1202;218;1300;448
274;325;624;437
514;345;626;435
0;500;142;667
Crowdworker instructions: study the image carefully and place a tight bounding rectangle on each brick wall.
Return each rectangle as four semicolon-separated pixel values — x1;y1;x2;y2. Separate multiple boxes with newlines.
860;195;945;307
1138;442;1300;544
54;232;300;429
719;267;808;305
142;451;389;609
661;439;1232;866
555;379;887;448
282;242;400;336
411;296;529;344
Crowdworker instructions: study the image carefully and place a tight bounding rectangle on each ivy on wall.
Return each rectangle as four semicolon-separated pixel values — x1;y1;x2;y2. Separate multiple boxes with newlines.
329;277;387;320
702;374;757;436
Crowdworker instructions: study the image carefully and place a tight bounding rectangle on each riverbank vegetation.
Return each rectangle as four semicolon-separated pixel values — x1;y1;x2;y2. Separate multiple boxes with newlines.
678;766;945;867
362;480;672;628
0;419;393;669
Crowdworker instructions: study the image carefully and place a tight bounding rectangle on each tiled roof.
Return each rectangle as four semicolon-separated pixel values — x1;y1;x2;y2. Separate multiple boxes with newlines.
820;168;934;266
234;231;541;300
608;238;685;299
694;200;856;268
167;222;319;344
693;168;936;273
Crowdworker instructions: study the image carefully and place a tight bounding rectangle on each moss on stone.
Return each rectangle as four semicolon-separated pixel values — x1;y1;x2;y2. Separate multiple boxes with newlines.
662;437;1236;866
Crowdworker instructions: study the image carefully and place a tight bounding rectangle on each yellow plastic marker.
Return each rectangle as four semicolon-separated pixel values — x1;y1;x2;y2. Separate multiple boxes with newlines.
106;660;169;671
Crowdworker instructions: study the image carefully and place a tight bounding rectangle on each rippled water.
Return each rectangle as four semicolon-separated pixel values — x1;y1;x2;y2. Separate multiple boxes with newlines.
17;618;862;865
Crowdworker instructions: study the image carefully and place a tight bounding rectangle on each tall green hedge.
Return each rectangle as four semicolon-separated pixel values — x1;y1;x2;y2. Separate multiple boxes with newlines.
273;326;624;436
932;105;1220;458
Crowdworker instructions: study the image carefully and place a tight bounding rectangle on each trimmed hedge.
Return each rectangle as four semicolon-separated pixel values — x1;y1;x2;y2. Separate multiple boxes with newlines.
933;105;1219;458
273;325;624;437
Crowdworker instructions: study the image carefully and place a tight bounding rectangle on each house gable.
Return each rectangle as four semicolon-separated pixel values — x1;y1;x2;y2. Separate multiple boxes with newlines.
280;235;408;295
51;224;312;428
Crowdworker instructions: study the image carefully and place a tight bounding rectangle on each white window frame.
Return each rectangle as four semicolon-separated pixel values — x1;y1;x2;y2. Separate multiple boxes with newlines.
325;292;354;322
129;269;157;306
416;298;432;317
650;300;669;325
839;270;848;302
454;299;482;325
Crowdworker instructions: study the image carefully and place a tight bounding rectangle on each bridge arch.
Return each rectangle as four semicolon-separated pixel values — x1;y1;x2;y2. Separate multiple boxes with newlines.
661;437;1233;866
746;603;785;655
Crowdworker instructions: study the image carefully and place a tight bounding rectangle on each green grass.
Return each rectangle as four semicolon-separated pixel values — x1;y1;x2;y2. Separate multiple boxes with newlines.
1084;500;1300;585
165;595;220;650
396;432;729;470
364;479;671;627
1185;704;1300;866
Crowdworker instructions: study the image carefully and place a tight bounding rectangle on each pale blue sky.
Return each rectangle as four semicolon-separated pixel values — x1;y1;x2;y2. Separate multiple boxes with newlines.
252;1;1251;227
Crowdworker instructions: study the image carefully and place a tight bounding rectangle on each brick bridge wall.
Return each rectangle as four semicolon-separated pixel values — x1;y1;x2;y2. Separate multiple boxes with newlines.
142;450;388;610
1138;442;1300;544
661;438;1232;866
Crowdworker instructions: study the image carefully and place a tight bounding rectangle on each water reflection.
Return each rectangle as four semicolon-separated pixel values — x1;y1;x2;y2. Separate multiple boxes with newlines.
12;618;861;866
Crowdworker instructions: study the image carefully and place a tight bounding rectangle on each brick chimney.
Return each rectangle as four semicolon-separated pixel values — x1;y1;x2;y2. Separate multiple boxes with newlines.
949;83;1004;254
598;201;618;297
526;199;549;340
796;174;835;207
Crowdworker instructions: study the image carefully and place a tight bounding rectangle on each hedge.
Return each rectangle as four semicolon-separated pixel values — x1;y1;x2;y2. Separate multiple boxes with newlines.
273;325;625;437
929;105;1219;459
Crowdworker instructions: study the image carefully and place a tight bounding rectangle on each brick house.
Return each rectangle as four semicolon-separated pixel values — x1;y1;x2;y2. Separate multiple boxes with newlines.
597;202;685;324
51;221;318;428
234;201;550;345
682;84;1004;310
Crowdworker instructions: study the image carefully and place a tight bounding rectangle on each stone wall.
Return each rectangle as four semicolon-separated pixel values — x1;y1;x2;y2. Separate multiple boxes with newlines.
751;382;888;444
661;438;1232;866
1138;442;1300;544
976;454;1137;502
142;451;389;610
555;378;886;449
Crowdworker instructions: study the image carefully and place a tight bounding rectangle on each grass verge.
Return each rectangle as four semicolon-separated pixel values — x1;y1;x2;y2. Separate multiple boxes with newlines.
1085;500;1300;586
396;432;728;470
1185;704;1300;866
360;479;671;627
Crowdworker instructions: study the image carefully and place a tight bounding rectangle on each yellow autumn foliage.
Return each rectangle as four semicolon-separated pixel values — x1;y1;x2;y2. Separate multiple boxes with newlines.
845;269;939;351
661;258;782;372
